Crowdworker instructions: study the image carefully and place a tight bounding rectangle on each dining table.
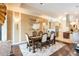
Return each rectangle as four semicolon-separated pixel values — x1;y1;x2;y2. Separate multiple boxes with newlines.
29;36;42;53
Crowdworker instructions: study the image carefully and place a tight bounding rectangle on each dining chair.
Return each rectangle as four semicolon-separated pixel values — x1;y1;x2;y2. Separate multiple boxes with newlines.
39;33;48;50
25;33;41;52
72;31;79;53
38;31;43;36
49;31;55;45
25;33;32;52
32;31;37;37
42;33;48;42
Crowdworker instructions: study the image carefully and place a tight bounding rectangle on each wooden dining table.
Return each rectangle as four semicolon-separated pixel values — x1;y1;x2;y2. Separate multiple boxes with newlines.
29;36;42;53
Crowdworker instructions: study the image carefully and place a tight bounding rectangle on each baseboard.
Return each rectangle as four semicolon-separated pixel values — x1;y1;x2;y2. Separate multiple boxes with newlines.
56;40;73;44
12;41;26;45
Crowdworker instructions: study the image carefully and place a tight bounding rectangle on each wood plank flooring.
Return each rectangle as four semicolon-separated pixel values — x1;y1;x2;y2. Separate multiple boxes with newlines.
11;45;23;56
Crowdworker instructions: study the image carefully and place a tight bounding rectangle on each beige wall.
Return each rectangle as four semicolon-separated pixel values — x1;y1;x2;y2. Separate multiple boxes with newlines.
7;10;20;44
7;10;13;41
21;13;47;42
7;10;48;44
12;11;21;44
21;14;36;41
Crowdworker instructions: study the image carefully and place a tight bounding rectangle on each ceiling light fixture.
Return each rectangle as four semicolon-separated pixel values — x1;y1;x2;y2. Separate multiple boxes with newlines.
40;3;44;5
75;5;79;8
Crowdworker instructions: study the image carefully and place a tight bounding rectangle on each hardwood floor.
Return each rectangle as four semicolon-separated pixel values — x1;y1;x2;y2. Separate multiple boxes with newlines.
11;42;79;56
11;45;22;56
51;43;75;56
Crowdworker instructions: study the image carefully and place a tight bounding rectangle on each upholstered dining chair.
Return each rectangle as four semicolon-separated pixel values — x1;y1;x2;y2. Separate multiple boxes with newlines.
72;31;79;53
49;31;55;45
25;33;32;51
42;33;48;43
39;33;48;50
25;33;41;52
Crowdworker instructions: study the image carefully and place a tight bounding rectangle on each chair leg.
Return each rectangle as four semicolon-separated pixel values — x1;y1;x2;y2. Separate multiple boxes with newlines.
48;43;50;47
53;40;55;44
27;43;29;48
47;41;50;47
40;43;42;51
37;42;41;48
27;44;28;48
28;44;31;52
27;43;31;52
50;41;54;45
49;41;51;46
29;47;31;52
10;45;15;56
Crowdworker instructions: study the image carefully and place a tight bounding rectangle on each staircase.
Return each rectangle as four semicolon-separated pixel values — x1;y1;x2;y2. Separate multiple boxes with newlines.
0;3;7;25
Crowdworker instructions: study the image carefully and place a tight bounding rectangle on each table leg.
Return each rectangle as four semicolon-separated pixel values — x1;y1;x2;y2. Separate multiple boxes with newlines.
10;45;15;56
32;40;36;53
54;39;55;44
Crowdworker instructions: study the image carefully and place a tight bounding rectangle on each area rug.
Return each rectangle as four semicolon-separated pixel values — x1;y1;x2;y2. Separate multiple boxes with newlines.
19;42;66;56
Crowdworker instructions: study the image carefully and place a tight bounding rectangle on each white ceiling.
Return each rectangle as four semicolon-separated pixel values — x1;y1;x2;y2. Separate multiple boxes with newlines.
21;3;79;18
6;3;79;19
